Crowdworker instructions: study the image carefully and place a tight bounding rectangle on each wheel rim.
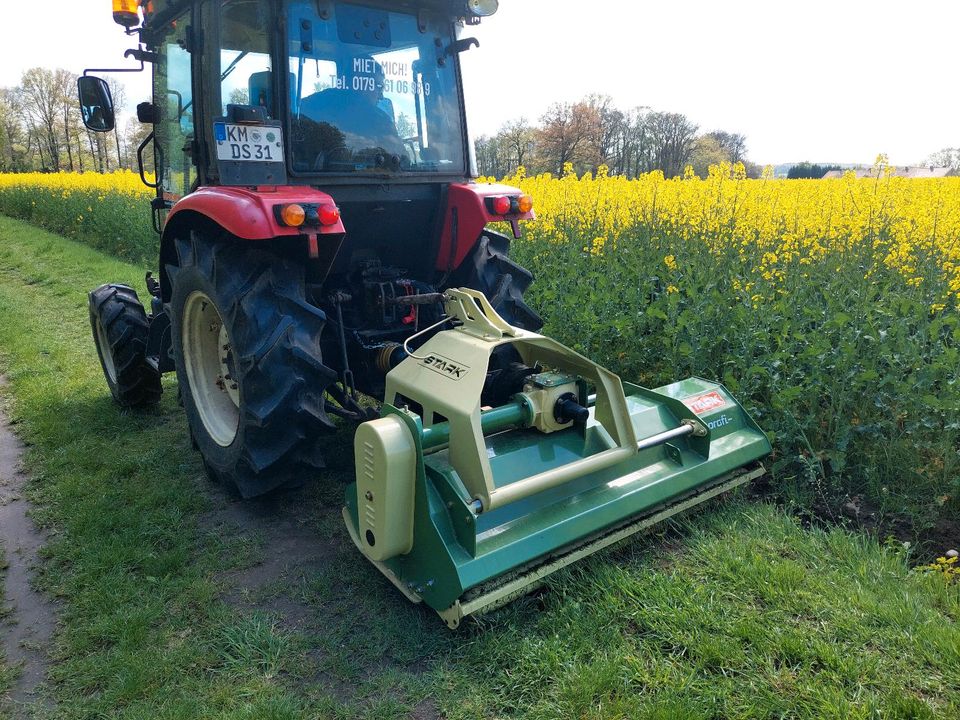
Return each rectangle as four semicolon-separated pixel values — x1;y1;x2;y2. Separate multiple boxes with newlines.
95;317;117;383
182;291;240;447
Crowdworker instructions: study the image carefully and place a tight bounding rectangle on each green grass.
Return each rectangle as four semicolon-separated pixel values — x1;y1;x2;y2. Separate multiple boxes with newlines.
443;512;960;719
0;213;957;718
0;665;17;718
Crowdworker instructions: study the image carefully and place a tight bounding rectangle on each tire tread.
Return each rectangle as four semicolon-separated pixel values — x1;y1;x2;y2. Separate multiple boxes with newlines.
89;283;162;407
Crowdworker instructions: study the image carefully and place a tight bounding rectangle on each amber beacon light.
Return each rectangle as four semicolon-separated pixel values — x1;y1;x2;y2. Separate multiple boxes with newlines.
113;0;140;28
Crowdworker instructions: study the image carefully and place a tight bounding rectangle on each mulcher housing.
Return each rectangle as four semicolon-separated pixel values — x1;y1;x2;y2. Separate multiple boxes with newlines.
344;290;770;627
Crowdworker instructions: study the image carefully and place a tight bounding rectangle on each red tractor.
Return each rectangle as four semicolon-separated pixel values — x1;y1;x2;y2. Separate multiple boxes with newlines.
82;0;539;497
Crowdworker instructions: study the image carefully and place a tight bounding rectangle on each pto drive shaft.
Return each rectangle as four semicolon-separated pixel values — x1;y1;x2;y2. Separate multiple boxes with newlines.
417;394;700;514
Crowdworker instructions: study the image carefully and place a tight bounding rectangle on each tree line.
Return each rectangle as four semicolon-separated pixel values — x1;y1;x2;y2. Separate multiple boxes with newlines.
2;71;759;181
0;67;148;175
786;162;842;179
923;148;960;172
474;94;759;180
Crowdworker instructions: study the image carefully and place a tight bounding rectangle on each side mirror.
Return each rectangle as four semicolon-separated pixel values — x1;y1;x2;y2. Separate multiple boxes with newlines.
137;101;159;124
77;76;116;133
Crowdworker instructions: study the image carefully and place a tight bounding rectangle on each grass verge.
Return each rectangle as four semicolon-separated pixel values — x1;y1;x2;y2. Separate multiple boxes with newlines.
0;213;956;719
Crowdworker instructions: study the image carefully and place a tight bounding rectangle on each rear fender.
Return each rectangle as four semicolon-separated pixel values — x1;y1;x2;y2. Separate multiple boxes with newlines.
436;183;535;272
159;186;346;301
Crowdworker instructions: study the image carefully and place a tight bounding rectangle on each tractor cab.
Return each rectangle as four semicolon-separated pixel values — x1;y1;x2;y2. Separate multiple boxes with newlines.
285;2;467;175
136;0;482;199
106;0;528;322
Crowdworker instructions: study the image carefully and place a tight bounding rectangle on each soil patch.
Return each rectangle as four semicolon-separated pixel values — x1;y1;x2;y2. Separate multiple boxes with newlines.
193;431;438;709
201;480;337;630
748;476;960;563
0;378;57;718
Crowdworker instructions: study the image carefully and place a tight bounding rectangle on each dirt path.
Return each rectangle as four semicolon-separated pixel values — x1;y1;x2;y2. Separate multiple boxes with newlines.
0;378;56;718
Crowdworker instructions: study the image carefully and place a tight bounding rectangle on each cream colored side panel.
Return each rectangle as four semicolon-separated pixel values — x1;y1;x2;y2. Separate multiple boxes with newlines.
354;416;417;562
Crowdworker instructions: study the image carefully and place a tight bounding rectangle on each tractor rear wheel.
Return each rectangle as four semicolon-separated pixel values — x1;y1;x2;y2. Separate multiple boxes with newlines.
89;284;162;407
448;229;543;406
450;230;542;332
168;232;337;497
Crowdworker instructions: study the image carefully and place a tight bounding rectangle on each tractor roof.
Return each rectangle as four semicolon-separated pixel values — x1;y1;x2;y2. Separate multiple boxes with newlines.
144;0;488;27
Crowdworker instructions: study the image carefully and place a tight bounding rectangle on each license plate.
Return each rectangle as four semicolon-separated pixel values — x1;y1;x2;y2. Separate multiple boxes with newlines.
214;122;284;163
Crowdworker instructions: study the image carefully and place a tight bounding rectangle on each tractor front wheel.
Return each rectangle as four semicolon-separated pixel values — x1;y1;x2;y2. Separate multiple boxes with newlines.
89;284;162;407
168;232;337;497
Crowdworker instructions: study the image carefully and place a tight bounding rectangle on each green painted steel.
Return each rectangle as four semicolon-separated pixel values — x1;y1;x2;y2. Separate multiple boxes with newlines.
344;376;771;618
421;397;531;451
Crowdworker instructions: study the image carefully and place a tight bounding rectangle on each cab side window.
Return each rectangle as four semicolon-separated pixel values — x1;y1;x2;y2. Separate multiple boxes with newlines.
155;17;194;198
220;0;275;117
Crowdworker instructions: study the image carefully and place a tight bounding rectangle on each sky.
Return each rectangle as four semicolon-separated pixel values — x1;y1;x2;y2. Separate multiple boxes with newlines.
2;0;957;166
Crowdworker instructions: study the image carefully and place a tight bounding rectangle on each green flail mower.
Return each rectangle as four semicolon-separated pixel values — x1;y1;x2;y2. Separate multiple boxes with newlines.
344;289;770;628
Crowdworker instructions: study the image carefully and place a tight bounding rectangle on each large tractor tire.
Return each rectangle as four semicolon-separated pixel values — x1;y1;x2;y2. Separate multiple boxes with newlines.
167;232;337;498
89;284;162;407
449;229;542;332
448;230;543;406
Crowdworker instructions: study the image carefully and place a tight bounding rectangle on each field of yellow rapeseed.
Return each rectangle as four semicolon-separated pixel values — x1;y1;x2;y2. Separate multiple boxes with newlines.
0;170;148;196
4;164;960;307
0;171;154;262
0;167;957;529
486;161;960;311
485;163;959;529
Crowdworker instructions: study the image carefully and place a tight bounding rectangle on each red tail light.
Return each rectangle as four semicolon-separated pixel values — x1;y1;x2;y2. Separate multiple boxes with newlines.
318;204;340;226
491;196;511;215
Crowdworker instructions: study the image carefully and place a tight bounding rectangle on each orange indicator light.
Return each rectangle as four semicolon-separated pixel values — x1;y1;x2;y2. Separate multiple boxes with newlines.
280;204;306;227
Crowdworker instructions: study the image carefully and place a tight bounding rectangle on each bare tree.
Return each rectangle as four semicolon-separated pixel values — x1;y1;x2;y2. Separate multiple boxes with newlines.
20;68;65;171
584;94;624;170
474;134;510;178
923;147;960;171
614;106;652;178
705;130;747;164
499;118;535;171
56;69;81;172
646;111;699;177
0;88;30;171
535;101;600;175
108;77;128;170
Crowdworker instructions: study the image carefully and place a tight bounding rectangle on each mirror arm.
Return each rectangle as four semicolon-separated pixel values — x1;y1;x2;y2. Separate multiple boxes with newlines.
83;46;155;77
125;48;160;64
